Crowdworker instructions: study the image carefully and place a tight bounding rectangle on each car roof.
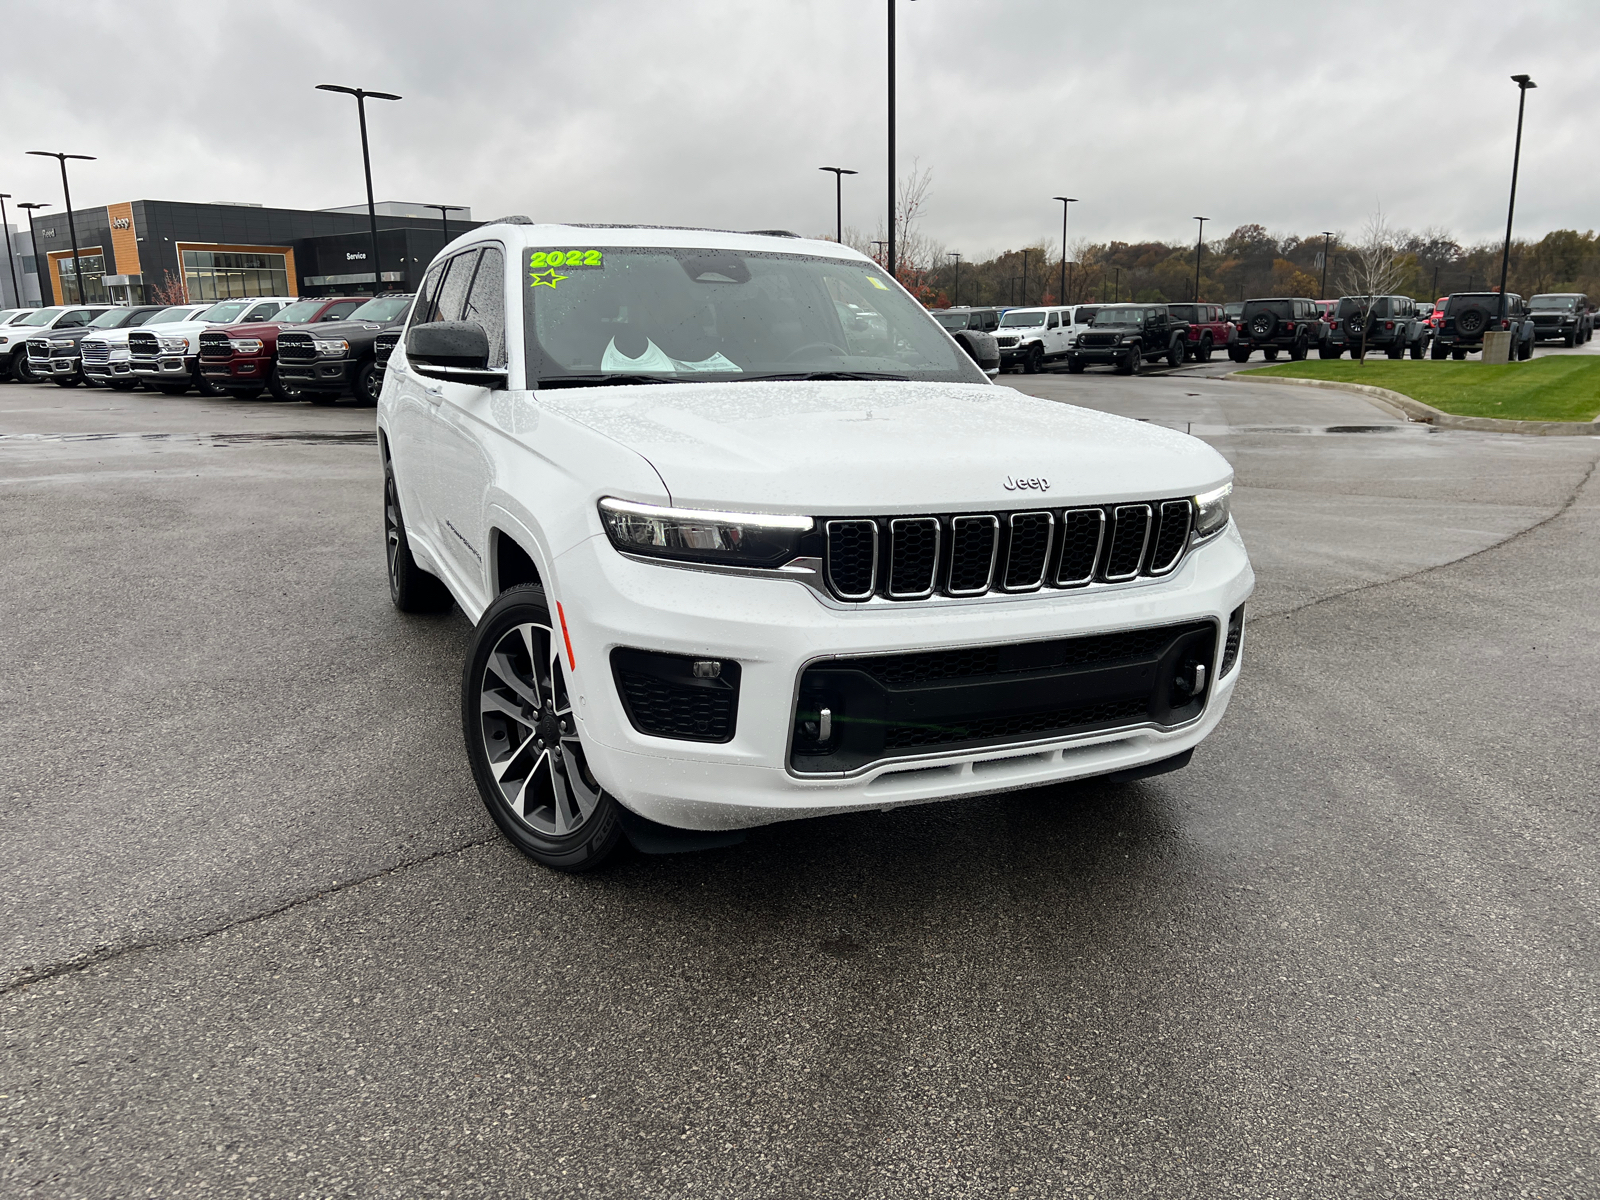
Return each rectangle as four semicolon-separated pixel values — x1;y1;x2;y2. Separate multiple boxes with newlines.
454;221;871;263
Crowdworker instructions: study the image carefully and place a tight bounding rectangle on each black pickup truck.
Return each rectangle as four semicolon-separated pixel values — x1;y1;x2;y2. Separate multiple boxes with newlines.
274;293;414;405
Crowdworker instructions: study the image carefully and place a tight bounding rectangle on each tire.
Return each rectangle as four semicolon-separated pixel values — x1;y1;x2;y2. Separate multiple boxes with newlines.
1319;343;1342;359
384;464;453;614
1066;357;1086;374
1248;311;1278;341
266;364;302;402
12;351;38;384
1196;337;1213;363
1024;344;1043;375
1451;349;1467;360
1229;346;1250;364
1166;339;1184;367
193;370;222;397
355;359;383;406
1563;331;1576;348
157;383;190;395
109;379;139;392
1518;336;1533;361
1289;336;1307;361
1410;336;1428;360
1385;342;1404;359
462;584;628;872
1453;305;1489;337
1263;347;1279;361
1431;341;1448;360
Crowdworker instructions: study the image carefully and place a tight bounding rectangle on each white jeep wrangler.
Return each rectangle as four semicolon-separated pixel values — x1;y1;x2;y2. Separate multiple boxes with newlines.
380;220;1253;870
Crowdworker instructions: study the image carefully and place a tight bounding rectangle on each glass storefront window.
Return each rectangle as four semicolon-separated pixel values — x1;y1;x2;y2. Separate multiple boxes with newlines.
181;250;290;300
56;254;108;303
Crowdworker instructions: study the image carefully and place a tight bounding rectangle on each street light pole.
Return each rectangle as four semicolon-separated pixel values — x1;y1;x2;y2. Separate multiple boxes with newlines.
0;194;18;307
26;151;95;303
424;204;467;246
1498;74;1537;324
16;202;49;303
1319;231;1334;300
1192;216;1209;303
1052;197;1077;305
886;0;895;280
1113;267;1121;303
1020;249;1031;307
871;240;888;267
949;252;962;306
818;167;857;244
317;84;402;294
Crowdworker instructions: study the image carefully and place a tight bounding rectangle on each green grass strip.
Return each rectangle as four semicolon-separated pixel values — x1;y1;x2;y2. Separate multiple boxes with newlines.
1244;356;1600;423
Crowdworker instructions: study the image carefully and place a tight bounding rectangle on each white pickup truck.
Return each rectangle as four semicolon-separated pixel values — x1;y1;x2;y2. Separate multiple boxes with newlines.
379;221;1253;870
80;303;210;389
0;304;113;382
126;295;295;394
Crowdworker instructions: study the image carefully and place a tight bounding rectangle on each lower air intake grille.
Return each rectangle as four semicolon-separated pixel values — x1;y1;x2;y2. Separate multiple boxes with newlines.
611;648;740;743
1221;605;1244;676
791;620;1218;774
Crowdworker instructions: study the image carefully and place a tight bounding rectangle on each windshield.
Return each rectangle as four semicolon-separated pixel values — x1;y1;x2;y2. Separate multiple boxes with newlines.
523;247;983;384
147;306;202;325
933;311;970;331
196;301;251;322
998;310;1045;328
271;300;326;324
1167;305;1198;322
1529;295;1578;310
17;307;64;327
88;308;135;329
351;295;413;322
1091;307;1142;327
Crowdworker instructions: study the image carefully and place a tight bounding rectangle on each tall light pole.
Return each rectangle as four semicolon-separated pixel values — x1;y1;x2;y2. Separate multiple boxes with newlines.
1020;249;1032;307
424;203;467;246
886;1;899;279
949;251;962;306
1192;216;1209;303
1053;197;1077;305
1113;266;1121;303
1498;74;1536;324
0;194;18;308
1319;231;1334;300
17;202;48;304
316;83;402;294
26;151;94;304
818;167;857;245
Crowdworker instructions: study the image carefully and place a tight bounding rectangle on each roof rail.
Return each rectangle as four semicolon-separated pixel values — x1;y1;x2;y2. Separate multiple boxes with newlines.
482;215;534;226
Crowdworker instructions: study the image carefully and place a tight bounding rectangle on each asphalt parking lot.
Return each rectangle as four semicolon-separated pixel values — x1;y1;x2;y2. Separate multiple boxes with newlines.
3;376;1597;1198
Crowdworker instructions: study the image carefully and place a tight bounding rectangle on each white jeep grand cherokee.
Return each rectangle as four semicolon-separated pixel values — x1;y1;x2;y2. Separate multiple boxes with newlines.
380;220;1253;871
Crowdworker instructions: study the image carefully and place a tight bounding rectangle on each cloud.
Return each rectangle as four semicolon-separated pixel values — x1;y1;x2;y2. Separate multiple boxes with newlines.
1;0;1591;260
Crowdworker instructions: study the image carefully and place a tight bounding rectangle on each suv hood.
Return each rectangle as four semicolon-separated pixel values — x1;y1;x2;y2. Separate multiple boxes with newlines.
539;379;1229;513
298;316;404;339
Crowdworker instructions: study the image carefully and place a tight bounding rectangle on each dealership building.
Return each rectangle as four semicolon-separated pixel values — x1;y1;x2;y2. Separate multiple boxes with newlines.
1;198;477;308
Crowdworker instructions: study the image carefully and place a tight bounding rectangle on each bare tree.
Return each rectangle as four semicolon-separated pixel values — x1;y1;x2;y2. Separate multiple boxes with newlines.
1336;210;1405;365
150;269;188;306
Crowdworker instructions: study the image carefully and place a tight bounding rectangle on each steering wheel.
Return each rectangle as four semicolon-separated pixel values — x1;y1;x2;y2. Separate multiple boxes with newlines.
783;341;847;361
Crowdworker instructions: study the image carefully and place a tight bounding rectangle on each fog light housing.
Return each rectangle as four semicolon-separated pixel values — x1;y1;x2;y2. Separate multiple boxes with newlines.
610;648;740;743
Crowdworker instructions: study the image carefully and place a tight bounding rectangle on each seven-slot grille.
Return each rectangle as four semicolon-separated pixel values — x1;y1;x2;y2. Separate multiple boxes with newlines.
128;331;160;360
1078;332;1120;348
198;331;233;359
81;341;111;366
995;335;1020;348
277;332;318;362
821;500;1194;602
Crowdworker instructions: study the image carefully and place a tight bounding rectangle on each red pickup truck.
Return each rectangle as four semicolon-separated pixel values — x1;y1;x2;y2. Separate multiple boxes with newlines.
1165;303;1232;363
198;296;367;400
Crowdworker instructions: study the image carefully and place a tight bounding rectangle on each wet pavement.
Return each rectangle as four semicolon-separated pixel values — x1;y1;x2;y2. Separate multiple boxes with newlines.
2;376;1596;1198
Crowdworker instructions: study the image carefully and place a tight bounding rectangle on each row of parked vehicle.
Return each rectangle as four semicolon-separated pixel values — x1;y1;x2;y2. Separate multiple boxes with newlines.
932;290;1595;375
0;293;414;404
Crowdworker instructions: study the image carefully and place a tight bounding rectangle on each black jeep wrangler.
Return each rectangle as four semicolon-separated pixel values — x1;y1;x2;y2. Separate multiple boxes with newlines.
1324;295;1432;359
1431;293;1535;360
1527;293;1592;346
1229;297;1321;362
1065;303;1186;375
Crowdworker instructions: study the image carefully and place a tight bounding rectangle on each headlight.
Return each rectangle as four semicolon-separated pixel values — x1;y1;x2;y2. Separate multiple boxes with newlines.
313;338;349;356
229;338;264;354
598;497;812;567
158;336;188;353
49;338;75;349
1193;482;1232;537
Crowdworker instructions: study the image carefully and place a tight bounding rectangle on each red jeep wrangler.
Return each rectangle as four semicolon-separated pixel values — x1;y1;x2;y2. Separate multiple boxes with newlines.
198;296;367;400
1166;303;1232;363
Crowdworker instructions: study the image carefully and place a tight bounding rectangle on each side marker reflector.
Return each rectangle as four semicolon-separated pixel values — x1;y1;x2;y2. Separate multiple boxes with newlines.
557;602;576;670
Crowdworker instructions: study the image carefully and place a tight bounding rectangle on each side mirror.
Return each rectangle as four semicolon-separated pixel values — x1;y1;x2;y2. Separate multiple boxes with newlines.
406;321;507;387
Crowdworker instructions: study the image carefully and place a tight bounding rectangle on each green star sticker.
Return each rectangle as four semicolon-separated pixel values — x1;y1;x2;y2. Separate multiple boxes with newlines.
529;268;568;289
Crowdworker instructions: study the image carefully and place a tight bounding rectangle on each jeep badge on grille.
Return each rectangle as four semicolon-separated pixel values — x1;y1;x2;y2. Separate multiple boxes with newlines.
1004;476;1050;492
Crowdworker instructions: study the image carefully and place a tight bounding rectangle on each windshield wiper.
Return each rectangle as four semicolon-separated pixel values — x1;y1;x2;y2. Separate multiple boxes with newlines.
535;374;679;388
741;371;911;382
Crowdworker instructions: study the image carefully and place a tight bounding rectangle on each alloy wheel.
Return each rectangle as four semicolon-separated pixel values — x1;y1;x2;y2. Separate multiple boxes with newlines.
474;621;602;837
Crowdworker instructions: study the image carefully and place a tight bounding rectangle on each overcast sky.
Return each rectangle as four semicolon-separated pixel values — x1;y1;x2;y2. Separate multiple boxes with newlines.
2;0;1595;259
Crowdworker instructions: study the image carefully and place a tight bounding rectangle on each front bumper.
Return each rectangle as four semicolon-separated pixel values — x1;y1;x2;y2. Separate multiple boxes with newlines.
46;356;82;375
1070;345;1132;365
550;522;1254;831
200;355;270;383
132;355;197;378
1531;322;1577;342
277;357;356;389
84;359;136;381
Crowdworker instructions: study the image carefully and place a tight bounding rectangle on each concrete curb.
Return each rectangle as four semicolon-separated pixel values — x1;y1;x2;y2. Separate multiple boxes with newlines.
1223;371;1600;437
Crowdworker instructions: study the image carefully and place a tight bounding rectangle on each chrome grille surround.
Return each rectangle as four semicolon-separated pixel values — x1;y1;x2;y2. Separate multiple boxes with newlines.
814;499;1207;604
